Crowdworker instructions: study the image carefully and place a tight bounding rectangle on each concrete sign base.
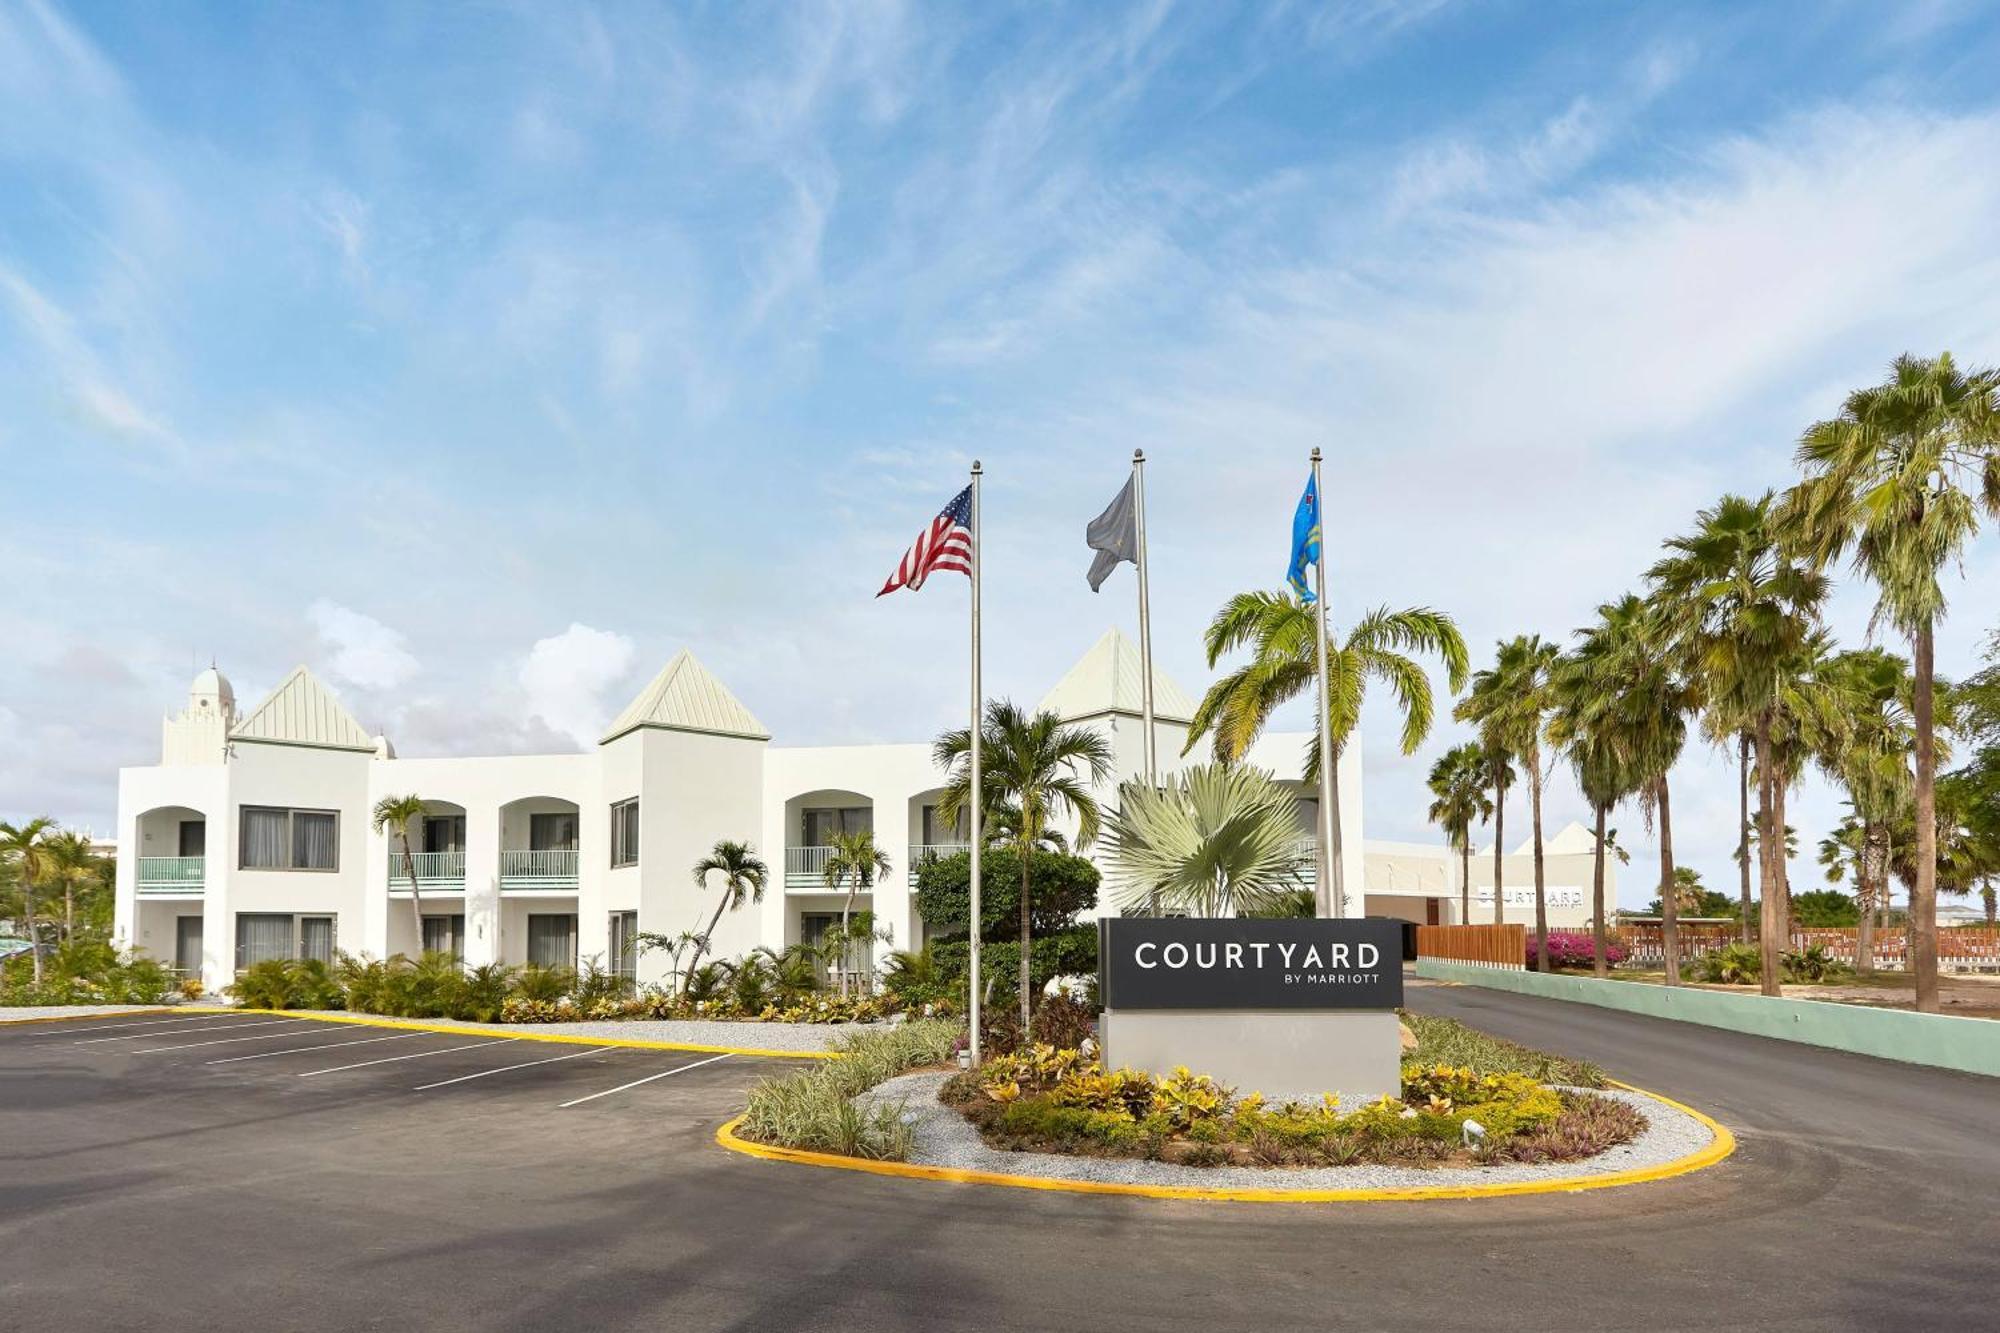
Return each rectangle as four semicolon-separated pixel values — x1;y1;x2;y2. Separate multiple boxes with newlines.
1100;1009;1402;1104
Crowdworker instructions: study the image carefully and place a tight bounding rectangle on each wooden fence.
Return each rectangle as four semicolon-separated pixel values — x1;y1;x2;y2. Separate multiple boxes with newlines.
1618;923;2000;973
1416;924;1525;969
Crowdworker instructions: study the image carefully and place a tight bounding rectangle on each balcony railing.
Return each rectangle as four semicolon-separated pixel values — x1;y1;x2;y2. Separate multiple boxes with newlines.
910;842;969;863
387;850;466;894
500;848;579;892
787;845;836;889
137;855;205;895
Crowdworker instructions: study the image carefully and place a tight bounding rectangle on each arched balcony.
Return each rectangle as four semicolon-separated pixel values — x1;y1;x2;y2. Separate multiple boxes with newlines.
386;799;468;896
907;787;969;869
784;789;874;890
134;805;207;896
498;796;580;893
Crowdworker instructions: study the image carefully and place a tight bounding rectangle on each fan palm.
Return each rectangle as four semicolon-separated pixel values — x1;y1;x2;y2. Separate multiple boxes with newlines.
1185;591;1468;915
1103;763;1312;918
1456;635;1561;968
821;829;890;997
1816;649;1922;972
1425;743;1491;926
1778;351;2000;1012
1549;639;1638;978
371;794;429;939
936;700;1112;1033
0;817;57;983
687;840;769;996
1650;493;1828;995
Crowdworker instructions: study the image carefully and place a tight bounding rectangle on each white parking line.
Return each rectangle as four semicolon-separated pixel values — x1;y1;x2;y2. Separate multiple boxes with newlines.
74;1018;300;1045
558;1053;732;1108
28;1014;224;1036
297;1039;511;1078
207;1033;423;1065
415;1044;614;1090
129;1024;318;1054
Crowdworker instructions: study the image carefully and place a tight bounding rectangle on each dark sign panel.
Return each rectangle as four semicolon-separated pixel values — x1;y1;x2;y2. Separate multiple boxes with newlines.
1099;917;1404;1011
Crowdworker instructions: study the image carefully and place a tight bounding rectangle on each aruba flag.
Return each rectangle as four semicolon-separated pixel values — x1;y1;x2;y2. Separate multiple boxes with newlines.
1287;471;1321;604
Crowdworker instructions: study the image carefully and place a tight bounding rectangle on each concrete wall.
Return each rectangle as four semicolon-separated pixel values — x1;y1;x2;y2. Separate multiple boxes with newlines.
1417;958;2000;1079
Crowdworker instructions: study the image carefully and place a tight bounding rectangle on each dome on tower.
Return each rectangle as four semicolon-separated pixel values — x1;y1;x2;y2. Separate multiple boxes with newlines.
189;665;235;713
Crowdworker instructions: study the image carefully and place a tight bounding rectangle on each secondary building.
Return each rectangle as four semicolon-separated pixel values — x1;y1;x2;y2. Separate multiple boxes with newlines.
115;630;1611;993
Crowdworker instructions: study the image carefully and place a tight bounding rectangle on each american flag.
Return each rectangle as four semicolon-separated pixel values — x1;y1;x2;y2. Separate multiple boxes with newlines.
878;484;974;596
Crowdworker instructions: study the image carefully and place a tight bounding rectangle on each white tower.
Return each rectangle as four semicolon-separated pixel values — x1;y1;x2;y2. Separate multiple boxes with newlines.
161;665;238;765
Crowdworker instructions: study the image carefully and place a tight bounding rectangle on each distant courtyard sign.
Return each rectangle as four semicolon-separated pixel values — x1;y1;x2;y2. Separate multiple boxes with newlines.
1099;918;1404;1011
1097;918;1406;1102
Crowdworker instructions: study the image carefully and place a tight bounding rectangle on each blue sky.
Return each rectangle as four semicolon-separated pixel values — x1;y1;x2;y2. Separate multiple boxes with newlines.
5;0;2000;907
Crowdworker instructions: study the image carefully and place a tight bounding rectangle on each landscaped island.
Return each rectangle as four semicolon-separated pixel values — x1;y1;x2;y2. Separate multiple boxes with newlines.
734;1012;1661;1175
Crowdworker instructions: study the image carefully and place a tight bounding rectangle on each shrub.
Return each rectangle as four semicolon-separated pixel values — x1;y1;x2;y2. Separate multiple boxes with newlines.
1698;942;1763;984
737;1018;961;1159
1400;1011;1605;1088
1781;943;1851;984
1530;931;1629;971
0;941;180;1006
514;964;572;1003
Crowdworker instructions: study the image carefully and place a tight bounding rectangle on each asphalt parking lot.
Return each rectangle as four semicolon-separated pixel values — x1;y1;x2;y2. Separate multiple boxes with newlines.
6;995;2000;1332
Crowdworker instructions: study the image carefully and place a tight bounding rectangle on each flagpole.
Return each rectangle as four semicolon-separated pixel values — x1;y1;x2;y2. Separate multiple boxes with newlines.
968;460;984;1065
1310;447;1342;918
1133;449;1155;788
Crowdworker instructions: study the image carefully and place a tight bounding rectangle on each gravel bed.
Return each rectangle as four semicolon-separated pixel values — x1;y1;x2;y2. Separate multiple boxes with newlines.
858;1072;1720;1191
0;1004;178;1021
290;1010;879;1053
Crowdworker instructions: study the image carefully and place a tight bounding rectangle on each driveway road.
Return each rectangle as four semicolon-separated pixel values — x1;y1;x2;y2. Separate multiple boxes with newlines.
2;994;1996;1332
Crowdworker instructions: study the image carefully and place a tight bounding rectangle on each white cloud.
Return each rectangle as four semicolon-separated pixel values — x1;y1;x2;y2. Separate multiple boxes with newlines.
517;624;638;746
308;601;420;692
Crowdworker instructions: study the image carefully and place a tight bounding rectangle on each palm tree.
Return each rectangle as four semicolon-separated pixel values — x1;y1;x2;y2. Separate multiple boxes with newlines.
0;817;57;983
371;795;429;940
687;840;769;995
1102;763;1312;917
1779;352;2000;1013
936;699;1111;1033
1816;649;1923;973
1456;635;1561;968
1425;743;1491;925
1476;739;1514;925
1186;591;1467;915
1650;493;1828;996
1550;641;1632;978
820;828;890;997
41;829;102;945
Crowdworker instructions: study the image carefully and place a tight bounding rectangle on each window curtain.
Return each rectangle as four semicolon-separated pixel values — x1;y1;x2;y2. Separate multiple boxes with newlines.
293;812;337;870
531;813;579;852
237;913;293;967
299;916;335;964
528;914;578;970
241;809;288;869
613;802;639;866
422;915;464;958
423;816;466;855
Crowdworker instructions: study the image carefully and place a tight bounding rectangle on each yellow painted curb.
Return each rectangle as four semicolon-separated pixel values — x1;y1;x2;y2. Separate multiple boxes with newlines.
0;1007;178;1026
225;1008;836;1060
714;1080;1737;1203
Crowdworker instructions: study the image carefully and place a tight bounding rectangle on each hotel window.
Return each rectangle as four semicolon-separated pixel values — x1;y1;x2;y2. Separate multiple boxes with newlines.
528;811;579;851
422;815;466;855
610;798;640;868
527;913;578;970
422;914;466;959
920;804;968;846
610;911;639;980
235;913;337;968
239;807;339;871
801;806;870;846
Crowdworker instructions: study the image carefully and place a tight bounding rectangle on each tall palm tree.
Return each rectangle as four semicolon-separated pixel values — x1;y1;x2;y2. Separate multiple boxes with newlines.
1425;743;1491;925
1550;634;1637;979
1475;739;1515;926
1779;351;2000;1013
1650;493;1828;996
41;829;102;945
936;700;1111;1033
1103;763;1312;917
1456;635;1561;968
371;795;430;941
1186;591;1467;915
821;828;890;997
1816;649;1922;973
1;817;57;983
687;840;769;995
